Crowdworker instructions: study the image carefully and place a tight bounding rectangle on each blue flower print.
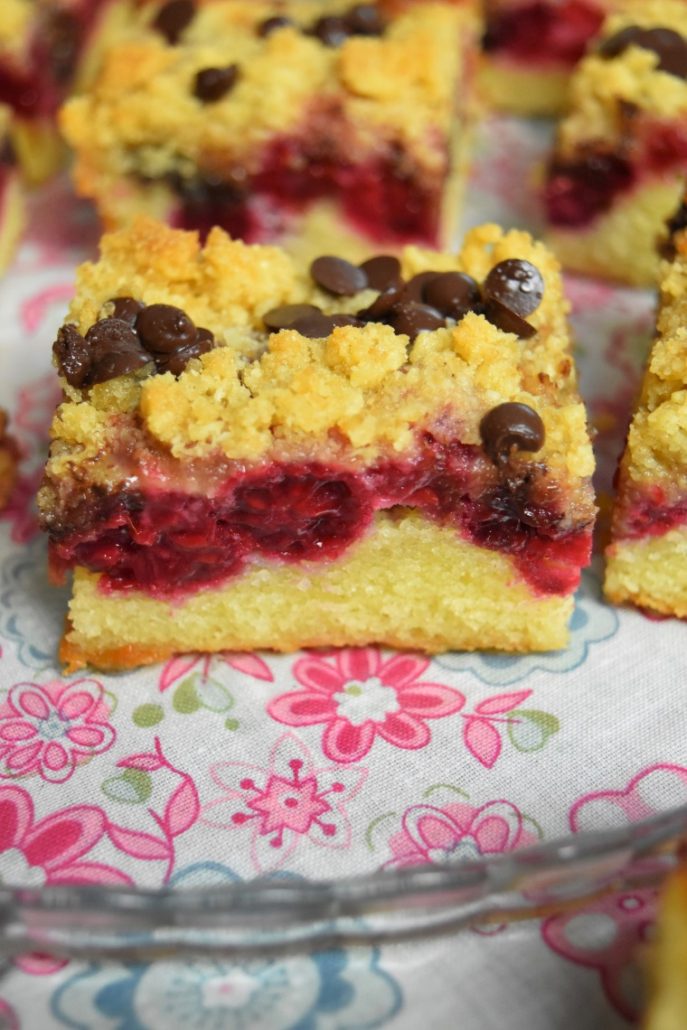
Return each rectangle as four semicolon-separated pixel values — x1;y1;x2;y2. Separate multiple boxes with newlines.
0;534;69;669
51;863;402;1030
435;566;618;686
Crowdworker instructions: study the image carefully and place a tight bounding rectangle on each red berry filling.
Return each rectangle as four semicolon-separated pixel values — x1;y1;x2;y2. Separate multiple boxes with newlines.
171;135;442;247
48;442;591;600
483;1;604;67
613;484;687;541
544;151;636;227
0;0;108;119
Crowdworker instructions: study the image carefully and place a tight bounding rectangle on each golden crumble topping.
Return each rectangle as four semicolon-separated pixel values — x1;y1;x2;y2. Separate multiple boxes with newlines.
46;217;594;489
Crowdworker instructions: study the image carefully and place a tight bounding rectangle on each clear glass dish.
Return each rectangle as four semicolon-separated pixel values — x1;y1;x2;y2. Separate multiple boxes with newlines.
1;803;685;961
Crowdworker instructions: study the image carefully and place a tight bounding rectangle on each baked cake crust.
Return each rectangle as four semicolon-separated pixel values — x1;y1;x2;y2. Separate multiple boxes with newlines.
40;217;596;670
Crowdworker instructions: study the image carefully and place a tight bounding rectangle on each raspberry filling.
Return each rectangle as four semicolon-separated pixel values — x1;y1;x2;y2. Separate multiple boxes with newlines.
0;0;109;118
613;484;687;542
48;443;592;600
171;136;442;246
545;121;687;228
483;1;604;67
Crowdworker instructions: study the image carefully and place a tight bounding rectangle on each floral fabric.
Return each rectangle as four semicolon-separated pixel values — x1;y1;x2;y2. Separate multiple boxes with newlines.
0;118;683;1029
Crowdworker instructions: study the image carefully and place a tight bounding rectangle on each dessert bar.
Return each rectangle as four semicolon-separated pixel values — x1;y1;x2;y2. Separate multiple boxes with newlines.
481;0;612;115
544;0;687;285
0;409;17;510
0;0;123;184
60;0;478;258
39;216;596;670
605;220;687;616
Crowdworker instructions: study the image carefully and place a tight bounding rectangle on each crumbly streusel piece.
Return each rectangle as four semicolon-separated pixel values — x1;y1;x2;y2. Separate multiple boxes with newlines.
605;221;687;615
60;0;479;257
39;216;595;671
544;0;687;285
0;409;18;509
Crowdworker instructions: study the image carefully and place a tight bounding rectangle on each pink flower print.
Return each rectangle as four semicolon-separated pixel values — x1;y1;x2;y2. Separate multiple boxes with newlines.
0;679;115;783
542;889;656;1023
0;998;18;1030
0;783;132;887
384;799;537;870
202;732;366;872
268;649;464;763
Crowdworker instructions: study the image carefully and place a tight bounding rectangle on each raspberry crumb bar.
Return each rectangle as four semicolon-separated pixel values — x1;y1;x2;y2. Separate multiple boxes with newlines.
0;0;122;184
60;0;478;257
482;0;611;115
605;223;687;616
544;0;687;285
39;217;595;671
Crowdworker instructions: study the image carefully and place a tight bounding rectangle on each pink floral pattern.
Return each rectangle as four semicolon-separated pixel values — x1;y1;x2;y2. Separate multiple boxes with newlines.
384;798;538;869
0;998;19;1030
268;649;464;763
202;732;366;872
0;679;115;783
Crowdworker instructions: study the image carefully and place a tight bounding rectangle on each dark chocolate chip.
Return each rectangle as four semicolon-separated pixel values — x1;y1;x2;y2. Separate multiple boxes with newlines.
53;324;91;388
108;297;145;326
263;303;322;331
357;281;404;320
153;0;195;44
346;3;386;36
194;64;240;102
359;254;402;291
599;25;687;79
483;297;537;339
389;302;446;340
156;329;214;375
310;255;368;296
85;318;151;384
480;402;545;465
398;271;442;304
483;259;544;318
329;313;365;328
423;271;481;319
311;15;350;47
258;15;294;37
289;311;341;338
136;303;197;353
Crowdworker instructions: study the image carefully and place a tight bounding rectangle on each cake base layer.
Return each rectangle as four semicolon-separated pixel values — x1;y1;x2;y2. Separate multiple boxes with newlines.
605;525;687;618
62;512;575;671
547;177;684;287
479;62;570;117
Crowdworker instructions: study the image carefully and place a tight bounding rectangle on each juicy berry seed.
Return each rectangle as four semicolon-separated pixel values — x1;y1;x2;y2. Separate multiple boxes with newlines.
136;303;197;353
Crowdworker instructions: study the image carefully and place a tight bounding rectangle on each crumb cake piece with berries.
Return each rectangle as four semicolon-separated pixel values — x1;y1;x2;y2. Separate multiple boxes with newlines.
0;105;24;273
0;409;18;510
60;0;478;258
544;0;687;285
481;0;612;115
0;0;124;184
605;222;687;616
39;217;595;671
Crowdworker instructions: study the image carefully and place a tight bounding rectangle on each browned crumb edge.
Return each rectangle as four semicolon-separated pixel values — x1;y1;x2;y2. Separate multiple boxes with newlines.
0;411;18;510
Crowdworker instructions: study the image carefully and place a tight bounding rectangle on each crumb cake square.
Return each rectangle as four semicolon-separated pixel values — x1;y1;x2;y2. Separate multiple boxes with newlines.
544;0;687;285
39;217;596;671
605;222;687;616
481;0;611;115
59;0;479;259
0;0;123;184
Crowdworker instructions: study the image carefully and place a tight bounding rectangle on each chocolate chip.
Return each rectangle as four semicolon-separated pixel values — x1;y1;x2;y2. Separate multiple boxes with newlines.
263;303;322;331
85;318;151;384
346;4;385;36
136;304;197;353
600;25;687;79
357;281;404;321
311;15;350;47
359;254;402;291
53;324;91;388
258;15;293;37
398;271;441;304
156;329;214;375
483;298;537;339
194;64;240;102
153;0;195;44
423;272;481;319
483;259;544;319
310;255;368;296
290;311;341;338
108;297;144;326
389;302;445;340
480;402;545;465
